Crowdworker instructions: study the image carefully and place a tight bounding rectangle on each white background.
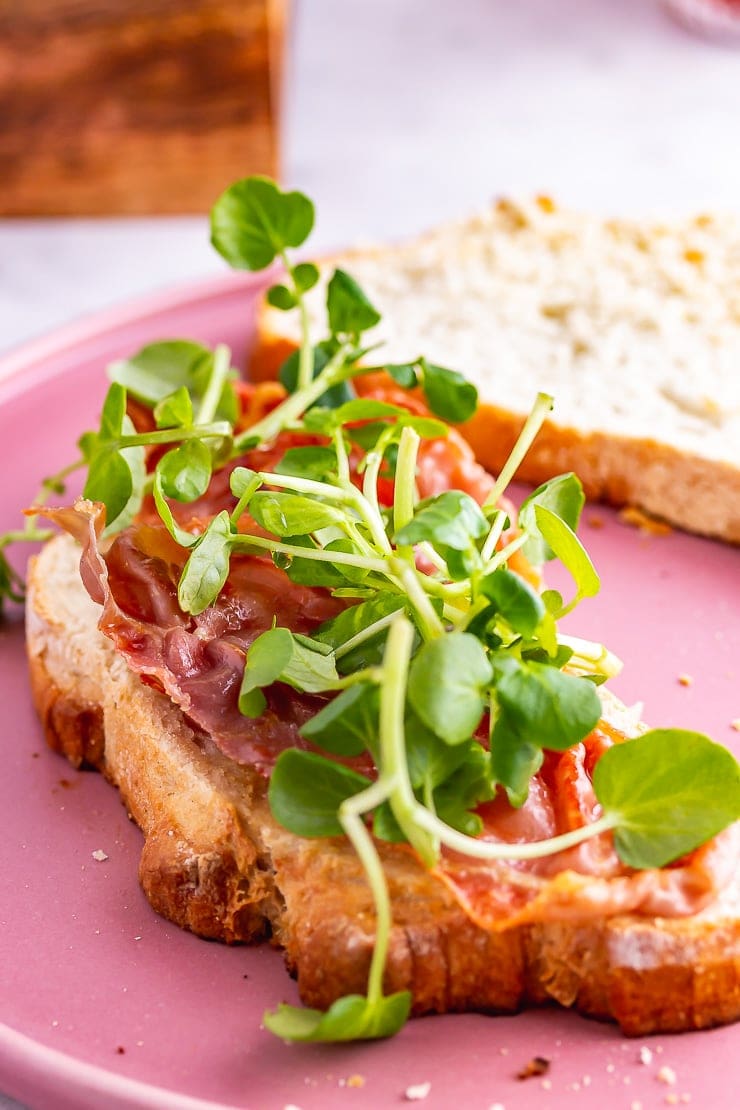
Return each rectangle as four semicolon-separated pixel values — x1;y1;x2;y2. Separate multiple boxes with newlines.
2;1;739;1106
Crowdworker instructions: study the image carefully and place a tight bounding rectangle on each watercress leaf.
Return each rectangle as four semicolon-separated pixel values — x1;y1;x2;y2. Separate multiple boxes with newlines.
77;430;98;462
593;729;740;869
408;633;493;744
109;339;218;407
241;627;339;704
105;415;147;535
405;713;474;790
292;261;319;293
278;344;354;408
178;510;233;615
385;363;419;389
322;538;370;586
249;492;344;537
99;382;127;440
157;439;212;503
229;466;262;499
494;656;601;751
433;743;493;831
154;386;193;429
239;627;294;716
489;712;544;807
280;536;356;589
263;991;411;1043
479;566;545;638
83;448;133;525
534;505;600;603
314;594;406;661
266;283;297;311
273;446;338;482
519;473;585;564
210;176;314;270
394;490;488;551
419;358;478;423
300;682;379;756
152;471;199;549
373;800;405;842
327;268;381;336
268;749;371;838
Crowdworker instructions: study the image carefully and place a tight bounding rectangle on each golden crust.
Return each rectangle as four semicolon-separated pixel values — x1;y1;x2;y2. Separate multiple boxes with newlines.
25;535;740;1034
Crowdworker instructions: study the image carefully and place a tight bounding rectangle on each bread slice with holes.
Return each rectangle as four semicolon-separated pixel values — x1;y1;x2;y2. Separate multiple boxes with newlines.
251;198;740;543
25;531;740;1035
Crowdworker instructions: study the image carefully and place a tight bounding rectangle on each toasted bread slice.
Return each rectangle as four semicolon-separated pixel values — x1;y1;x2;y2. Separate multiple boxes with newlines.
250;199;740;543
26;532;740;1035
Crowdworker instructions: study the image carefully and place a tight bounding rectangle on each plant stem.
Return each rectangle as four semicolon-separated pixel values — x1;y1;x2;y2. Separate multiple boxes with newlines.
482;392;553;512
281;249;314;391
413;808;617;861
231;533;388;575
393;426;419;563
196;344;232;424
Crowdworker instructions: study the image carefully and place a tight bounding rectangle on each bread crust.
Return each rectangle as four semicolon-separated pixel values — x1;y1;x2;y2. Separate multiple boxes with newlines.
25;534;740;1034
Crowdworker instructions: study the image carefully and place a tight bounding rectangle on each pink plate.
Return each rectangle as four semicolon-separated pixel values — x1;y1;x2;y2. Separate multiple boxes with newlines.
1;273;739;1110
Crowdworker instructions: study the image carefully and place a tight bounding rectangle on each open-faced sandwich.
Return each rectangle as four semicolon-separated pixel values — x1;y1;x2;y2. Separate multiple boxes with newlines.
10;178;740;1043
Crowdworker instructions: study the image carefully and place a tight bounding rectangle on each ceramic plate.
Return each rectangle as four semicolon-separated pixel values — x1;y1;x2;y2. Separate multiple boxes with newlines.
1;274;738;1110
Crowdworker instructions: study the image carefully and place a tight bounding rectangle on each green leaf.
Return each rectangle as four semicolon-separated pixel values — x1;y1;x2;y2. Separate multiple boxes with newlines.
534;505;600;606
240;628;339;710
519;473;585;564
300;682;379;757
99;381;127;439
279;537;357;589
83;448;133;525
394;490;488;551
108;340;237;423
229;466;262;500
268;749;371;838
273;446;338;482
385;363;419;389
314;594;406;660
210;176;314;271
433;743;494;832
105;415;147;535
153;471;199;549
489;710;544;807
178;510;233;615
266;283;297;311
419;358;478;423
327;268;381;336
154;386;194;429
249;492;344;537
478;567;545;638
157;439;212;503
292;261;319;292
408;633;492;744
263;991;411;1043
494;655;601;752
593;729;740;869
405;714;476;791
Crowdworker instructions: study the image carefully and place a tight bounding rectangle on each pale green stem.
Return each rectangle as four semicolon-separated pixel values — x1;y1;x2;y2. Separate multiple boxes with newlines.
378;617;437;865
481;531;529;576
558;634;623;679
393;426;419;564
231;533;388;574
335;610;403;660
238;343;353;447
479;508;508;565
196;343;232;424
482;392;554;512
338;779;395;1005
412;807;617;861
333;428;351;486
390;559;445;640
117;422;232;449
280;250;314;392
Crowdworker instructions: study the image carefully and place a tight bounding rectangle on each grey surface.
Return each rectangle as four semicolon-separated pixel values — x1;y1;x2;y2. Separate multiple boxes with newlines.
3;1;740;1106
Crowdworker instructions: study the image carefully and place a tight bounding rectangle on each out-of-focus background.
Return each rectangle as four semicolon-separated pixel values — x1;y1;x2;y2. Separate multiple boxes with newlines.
2;0;740;355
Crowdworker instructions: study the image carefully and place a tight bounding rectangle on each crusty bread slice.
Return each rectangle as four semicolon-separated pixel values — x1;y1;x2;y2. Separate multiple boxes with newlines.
26;533;740;1034
250;198;740;543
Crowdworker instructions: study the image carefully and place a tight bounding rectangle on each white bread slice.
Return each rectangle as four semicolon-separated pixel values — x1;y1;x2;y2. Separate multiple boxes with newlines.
251;198;740;543
25;532;740;1034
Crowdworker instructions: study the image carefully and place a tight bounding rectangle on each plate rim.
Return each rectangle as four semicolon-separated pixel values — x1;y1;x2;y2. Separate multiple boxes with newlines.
0;270;269;399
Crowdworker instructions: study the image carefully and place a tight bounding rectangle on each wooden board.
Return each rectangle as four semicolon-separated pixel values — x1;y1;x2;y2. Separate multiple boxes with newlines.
0;0;285;215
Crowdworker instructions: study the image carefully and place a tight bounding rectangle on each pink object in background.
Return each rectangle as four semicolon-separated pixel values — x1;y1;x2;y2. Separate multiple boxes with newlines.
663;0;740;38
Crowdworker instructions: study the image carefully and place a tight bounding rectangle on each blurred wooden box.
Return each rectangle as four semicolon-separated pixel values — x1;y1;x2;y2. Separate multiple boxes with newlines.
0;0;285;215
